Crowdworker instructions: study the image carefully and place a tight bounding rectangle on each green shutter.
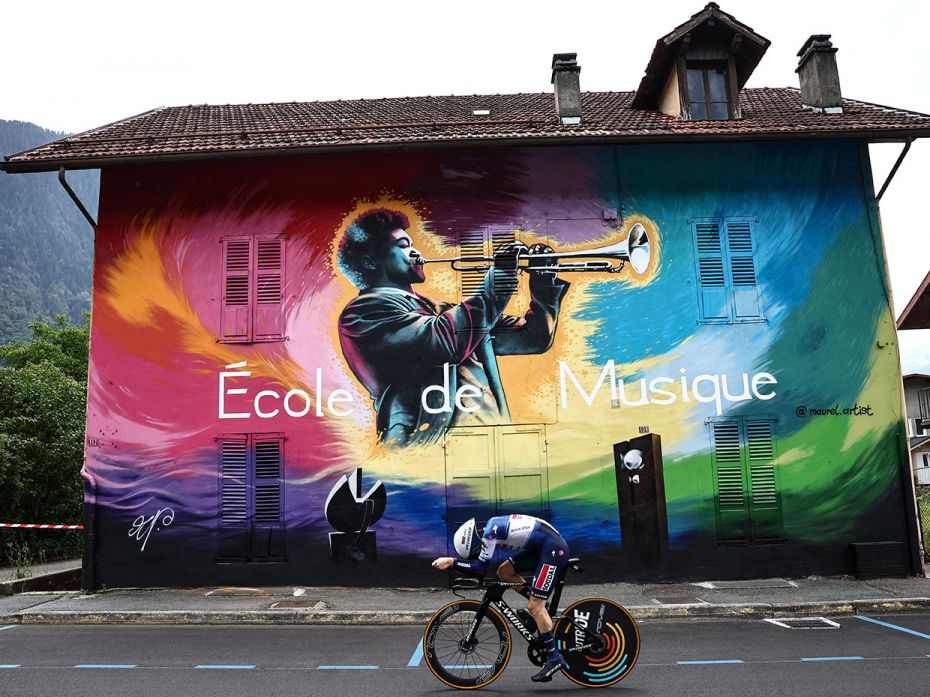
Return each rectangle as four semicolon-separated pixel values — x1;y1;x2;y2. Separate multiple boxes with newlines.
745;419;782;540
712;419;750;542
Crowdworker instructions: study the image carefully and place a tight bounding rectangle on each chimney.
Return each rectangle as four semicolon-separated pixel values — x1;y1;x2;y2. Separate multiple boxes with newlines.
796;34;843;113
551;53;582;125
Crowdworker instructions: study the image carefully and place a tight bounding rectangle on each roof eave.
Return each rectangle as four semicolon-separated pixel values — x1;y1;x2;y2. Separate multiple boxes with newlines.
3;127;929;174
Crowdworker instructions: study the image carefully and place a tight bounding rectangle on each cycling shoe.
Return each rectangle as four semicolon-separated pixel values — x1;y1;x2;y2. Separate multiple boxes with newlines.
530;655;568;683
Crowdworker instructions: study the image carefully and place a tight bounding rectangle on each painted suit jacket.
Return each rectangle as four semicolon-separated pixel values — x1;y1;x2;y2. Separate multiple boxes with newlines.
338;269;570;446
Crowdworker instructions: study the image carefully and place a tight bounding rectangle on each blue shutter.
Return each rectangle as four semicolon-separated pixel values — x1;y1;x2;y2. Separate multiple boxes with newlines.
693;221;730;321
725;220;763;320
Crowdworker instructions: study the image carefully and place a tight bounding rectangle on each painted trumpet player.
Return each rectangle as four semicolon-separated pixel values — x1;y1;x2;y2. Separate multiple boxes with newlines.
337;209;654;447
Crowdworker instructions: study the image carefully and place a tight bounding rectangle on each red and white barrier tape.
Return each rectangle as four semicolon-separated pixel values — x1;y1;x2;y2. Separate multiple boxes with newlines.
0;524;83;529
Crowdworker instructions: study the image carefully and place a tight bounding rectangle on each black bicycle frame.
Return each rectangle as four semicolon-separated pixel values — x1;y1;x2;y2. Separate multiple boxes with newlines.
457;559;602;651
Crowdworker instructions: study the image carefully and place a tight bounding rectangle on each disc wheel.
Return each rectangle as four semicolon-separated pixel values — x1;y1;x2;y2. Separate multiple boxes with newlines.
553;598;640;688
423;599;512;690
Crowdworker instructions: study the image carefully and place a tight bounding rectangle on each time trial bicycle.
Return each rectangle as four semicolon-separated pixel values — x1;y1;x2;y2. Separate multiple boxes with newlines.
422;556;640;689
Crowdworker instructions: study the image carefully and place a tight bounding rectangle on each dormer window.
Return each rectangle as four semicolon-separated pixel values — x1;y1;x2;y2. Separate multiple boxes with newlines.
631;3;770;122
686;63;730;120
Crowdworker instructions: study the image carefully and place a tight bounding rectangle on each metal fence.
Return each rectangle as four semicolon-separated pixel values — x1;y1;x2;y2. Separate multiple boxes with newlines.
918;488;930;563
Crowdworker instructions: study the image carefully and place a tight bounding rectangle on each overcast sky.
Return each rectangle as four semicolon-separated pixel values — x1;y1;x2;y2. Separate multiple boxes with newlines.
5;0;930;369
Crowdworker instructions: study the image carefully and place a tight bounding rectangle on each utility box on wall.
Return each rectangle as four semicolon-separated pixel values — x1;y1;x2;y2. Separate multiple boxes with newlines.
613;434;669;560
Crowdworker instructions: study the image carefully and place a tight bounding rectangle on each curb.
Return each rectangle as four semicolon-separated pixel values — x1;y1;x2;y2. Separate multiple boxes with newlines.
2;598;929;625
0;568;81;596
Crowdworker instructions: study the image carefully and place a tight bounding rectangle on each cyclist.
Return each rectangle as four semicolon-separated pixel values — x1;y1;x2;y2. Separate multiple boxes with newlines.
432;514;570;683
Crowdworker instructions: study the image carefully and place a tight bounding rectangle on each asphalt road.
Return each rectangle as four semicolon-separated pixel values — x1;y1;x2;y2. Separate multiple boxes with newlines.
1;614;929;697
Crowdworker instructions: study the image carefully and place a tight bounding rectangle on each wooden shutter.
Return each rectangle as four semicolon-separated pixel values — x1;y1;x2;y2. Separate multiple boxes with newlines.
725;221;763;320
693;221;730;321
711;419;750;542
253;438;282;523
220;438;248;524
745;419;782;540
253;238;285;341
222;238;252;341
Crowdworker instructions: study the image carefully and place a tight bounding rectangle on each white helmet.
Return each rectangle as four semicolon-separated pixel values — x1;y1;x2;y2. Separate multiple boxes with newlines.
453;518;482;559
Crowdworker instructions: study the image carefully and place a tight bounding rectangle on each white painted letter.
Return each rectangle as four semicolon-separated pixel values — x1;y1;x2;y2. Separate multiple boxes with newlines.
721;373;752;402
648;377;677;405
422;363;453;414
692;374;724;416
327;389;355;417
254;390;280;418
560;361;617;408
751;372;778;400
455;384;482;413
284;389;312;417
219;361;251;419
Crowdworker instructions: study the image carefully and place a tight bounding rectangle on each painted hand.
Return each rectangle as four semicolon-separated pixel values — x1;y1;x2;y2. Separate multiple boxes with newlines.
526;243;557;280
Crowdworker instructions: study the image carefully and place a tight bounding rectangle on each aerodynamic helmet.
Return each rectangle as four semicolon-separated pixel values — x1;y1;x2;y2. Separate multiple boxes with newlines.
453;518;482;560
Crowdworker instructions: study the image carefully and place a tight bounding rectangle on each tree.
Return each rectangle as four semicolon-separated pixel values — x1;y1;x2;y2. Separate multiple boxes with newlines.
0;315;88;565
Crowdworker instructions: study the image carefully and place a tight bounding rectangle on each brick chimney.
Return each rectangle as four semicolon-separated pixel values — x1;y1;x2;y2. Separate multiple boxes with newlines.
796;34;843;113
551;53;582;125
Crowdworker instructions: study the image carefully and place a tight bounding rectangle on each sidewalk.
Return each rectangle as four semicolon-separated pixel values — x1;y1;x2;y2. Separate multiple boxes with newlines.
1;570;929;625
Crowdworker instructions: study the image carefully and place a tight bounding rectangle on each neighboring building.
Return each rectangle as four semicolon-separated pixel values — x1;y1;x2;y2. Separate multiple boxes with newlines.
3;4;929;589
898;271;930;486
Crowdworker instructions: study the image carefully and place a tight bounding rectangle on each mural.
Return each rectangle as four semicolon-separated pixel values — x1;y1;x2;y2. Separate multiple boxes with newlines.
82;140;914;588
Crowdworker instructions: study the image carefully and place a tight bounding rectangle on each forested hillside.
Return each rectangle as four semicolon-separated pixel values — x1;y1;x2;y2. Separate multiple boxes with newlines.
0;120;98;343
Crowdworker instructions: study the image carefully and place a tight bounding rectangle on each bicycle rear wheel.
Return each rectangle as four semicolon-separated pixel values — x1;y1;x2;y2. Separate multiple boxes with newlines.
423;599;512;690
554;598;640;688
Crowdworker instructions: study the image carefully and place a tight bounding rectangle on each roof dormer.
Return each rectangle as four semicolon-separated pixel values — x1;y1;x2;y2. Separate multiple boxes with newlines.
632;3;770;120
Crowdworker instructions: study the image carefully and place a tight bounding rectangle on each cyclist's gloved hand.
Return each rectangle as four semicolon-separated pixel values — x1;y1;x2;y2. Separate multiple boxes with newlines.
431;557;455;570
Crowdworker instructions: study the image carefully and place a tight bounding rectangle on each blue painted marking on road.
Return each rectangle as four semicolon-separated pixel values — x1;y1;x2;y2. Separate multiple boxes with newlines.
317;665;379;670
856;615;930;640
407;640;424;667
0;665;21;668
75;664;137;669
677;660;744;665
800;656;863;662
195;665;256;669
0;625;17;631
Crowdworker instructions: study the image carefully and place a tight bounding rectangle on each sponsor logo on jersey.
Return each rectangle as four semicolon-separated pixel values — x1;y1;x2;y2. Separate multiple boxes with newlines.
534;564;558;592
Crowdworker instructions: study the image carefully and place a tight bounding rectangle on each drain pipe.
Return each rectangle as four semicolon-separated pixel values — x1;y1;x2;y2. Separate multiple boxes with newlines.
58;167;97;229
81;470;97;592
876;138;914;202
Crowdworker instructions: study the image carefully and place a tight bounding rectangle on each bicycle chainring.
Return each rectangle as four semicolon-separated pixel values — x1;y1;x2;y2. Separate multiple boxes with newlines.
527;638;548;667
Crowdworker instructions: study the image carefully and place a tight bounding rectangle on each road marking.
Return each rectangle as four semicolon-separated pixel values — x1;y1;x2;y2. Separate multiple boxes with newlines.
407;640;424;667
0;665;21;668
0;625;17;632
195;665;255;669
74;664;137;669
317;665;379;670
800;656;864;662
677;660;744;665
856;615;930;640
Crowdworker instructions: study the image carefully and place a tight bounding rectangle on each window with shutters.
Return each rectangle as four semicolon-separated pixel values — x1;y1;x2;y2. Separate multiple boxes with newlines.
457;226;520;329
709;416;783;544
691;218;763;324
221;236;286;343
217;433;285;562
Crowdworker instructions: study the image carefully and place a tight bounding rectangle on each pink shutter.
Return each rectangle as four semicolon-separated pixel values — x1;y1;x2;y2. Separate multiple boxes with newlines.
222;238;252;341
253;238;285;341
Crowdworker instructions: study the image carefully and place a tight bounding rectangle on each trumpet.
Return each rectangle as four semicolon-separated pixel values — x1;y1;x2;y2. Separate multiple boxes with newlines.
415;223;651;274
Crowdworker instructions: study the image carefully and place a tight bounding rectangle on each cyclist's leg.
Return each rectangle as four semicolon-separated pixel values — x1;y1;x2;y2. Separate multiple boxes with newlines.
529;540;571;682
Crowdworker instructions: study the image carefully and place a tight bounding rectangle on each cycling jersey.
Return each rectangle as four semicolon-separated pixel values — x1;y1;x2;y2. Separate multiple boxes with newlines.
453;514;569;598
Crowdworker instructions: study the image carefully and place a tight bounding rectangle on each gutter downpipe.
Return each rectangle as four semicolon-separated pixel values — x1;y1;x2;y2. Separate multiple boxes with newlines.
59;166;98;589
57;167;97;229
876;138;914;202
81;470;96;591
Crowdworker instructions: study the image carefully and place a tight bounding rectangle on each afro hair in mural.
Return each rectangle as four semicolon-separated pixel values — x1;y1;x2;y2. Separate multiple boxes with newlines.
337;208;411;289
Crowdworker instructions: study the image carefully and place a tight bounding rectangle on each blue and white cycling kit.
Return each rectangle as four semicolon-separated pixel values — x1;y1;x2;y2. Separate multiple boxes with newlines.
453;514;570;599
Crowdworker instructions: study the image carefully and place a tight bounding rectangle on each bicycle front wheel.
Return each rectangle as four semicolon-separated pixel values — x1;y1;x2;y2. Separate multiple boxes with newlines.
554;598;640;688
423;599;512;690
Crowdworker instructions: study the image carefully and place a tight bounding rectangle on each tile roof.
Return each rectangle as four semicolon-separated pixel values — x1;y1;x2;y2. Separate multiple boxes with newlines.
4;88;930;172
